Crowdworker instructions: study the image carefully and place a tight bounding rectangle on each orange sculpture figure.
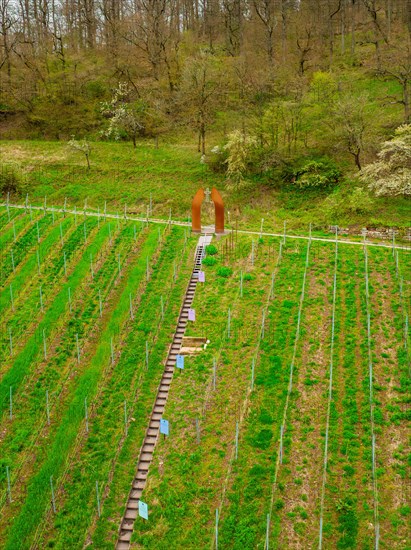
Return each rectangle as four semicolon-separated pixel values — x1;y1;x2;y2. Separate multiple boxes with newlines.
191;187;224;234
211;187;224;234
191;188;205;233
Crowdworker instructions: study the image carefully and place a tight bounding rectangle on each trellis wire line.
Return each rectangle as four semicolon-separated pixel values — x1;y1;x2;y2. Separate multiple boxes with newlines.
318;237;338;549
213;243;284;549
392;251;410;373
268;238;311;519
364;245;380;550
4;202;410;251
22;238;182;537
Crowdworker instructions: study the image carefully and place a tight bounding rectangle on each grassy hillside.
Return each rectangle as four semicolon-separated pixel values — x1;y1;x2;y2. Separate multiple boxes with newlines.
1;140;409;236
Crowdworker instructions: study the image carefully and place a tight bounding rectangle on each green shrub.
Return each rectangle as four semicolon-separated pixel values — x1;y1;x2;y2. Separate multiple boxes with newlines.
217;266;233;278
249;429;273;450
202;256;217;266
0;163;24;195
205;244;218;255
324;186;374;217
284;157;341;189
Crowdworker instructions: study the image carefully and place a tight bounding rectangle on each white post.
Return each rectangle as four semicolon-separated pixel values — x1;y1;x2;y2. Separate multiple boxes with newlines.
235;420;239;460
129;293;134;320
279;424;284;464
6;466;12;503
46;390;50;425
108;223;112;245
251;358;255;391
134;225;137;241
124;400;128;436
83;221;87;242
266;514;270;550
63;197;67;216
160;295;164;318
11;250;15;273
43;329;47;360
50;476;56;513
10;284;14;311
215;508;219;550
240;271;243;297
96;481;101;517
39;285;44;312
76;333;80;363
85;397;88;433
260;218;264;238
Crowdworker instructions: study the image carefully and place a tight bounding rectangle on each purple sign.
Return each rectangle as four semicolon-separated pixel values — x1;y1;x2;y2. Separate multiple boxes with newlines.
198;271;205;283
188;308;195;321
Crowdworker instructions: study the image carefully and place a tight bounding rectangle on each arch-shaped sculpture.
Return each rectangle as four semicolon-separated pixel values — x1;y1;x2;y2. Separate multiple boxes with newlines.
211;187;224;234
191;188;205;233
191;187;224;234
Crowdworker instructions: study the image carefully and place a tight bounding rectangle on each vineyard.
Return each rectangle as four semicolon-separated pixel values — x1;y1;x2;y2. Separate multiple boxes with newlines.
0;204;410;549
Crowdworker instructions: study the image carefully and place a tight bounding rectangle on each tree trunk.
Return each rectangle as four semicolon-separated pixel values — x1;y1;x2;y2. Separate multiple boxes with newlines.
352;150;361;170
201;122;206;155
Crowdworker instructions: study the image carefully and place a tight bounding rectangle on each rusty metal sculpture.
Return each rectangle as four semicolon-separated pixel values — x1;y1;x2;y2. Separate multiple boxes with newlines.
191;188;205;233
211;187;224;234
191;187;224;234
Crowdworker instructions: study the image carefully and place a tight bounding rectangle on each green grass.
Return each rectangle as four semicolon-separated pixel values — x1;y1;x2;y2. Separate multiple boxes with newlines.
0;139;409;237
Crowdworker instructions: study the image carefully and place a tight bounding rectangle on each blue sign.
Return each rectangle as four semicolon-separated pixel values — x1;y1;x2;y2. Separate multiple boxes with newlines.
176;354;184;369
138;500;148;520
160;418;169;436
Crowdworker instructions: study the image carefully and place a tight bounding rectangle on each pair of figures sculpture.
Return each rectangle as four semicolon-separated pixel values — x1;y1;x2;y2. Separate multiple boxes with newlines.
191;187;224;234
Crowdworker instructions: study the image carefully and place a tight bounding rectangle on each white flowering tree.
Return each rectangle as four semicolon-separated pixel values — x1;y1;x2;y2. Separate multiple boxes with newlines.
100;83;146;149
224;130;257;189
68;136;91;169
360;124;411;197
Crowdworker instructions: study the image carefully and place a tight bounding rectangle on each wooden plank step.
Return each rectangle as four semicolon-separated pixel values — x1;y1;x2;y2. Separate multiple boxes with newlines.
125;509;138;520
